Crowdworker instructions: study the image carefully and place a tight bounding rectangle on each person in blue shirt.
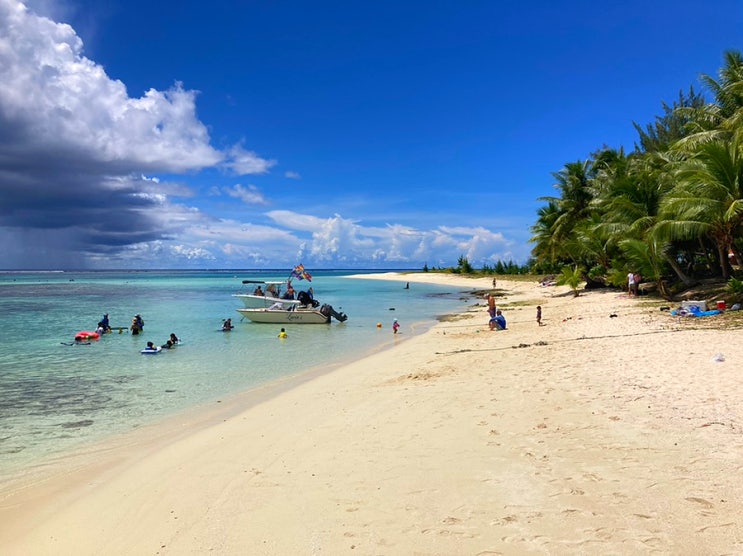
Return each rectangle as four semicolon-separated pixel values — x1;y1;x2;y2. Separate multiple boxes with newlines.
489;309;506;331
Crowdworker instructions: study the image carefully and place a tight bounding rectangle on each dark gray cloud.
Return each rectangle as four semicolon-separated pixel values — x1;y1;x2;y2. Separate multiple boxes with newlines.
0;0;268;268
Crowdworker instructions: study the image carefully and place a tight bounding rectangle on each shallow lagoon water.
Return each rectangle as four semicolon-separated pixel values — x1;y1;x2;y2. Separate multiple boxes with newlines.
0;270;472;479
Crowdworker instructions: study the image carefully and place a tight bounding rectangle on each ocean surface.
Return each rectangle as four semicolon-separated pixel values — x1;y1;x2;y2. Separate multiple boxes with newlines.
0;269;472;481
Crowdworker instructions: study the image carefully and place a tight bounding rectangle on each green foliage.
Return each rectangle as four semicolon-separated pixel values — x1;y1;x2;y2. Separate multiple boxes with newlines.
457;255;474;274
587;265;605;281
528;50;743;293
605;267;629;289
727;276;743;295
556;265;584;296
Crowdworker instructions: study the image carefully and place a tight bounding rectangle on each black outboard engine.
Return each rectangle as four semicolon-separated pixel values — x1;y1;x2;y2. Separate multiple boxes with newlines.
319;303;348;323
297;290;320;308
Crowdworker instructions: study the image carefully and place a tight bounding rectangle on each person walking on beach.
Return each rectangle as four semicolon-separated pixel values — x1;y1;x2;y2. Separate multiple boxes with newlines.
536;305;543;326
392;318;400;334
627;272;636;296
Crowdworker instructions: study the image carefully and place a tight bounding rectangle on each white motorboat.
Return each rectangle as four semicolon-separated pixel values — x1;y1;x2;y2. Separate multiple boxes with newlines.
232;280;301;309
237;303;348;324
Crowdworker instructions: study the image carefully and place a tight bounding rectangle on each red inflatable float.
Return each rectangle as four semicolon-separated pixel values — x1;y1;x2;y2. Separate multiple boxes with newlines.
74;331;100;341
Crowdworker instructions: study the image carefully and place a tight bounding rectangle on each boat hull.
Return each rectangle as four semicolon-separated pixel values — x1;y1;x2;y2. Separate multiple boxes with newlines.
237;308;331;324
232;294;300;309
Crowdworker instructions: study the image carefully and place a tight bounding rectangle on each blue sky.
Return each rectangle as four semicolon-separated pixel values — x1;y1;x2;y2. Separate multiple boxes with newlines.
1;0;741;270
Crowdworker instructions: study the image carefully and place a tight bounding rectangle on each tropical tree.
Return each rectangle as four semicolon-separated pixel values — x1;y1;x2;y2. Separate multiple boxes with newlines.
556;265;584;297
658;131;743;278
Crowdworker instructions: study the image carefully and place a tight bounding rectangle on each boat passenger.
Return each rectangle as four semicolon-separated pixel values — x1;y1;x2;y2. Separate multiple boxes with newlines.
282;285;296;300
253;286;264;296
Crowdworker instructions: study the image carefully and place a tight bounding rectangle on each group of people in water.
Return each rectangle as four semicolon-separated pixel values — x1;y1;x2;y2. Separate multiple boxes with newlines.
84;312;183;351
144;333;180;351
253;283;317;307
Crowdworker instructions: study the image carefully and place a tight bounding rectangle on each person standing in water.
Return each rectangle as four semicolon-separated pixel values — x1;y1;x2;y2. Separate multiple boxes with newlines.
392;318;400;334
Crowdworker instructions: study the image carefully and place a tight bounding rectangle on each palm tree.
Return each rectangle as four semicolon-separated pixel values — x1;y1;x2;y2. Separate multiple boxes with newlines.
658;131;743;278
556;265;584;297
701;50;743;119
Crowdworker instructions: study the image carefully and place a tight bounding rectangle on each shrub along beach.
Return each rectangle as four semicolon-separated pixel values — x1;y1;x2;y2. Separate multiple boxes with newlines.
2;272;742;554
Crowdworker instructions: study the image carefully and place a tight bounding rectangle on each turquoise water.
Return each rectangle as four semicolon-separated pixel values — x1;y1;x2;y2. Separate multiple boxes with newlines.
0;270;470;479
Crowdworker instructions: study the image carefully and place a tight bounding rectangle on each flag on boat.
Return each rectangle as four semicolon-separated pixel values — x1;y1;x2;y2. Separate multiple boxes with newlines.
291;264;312;281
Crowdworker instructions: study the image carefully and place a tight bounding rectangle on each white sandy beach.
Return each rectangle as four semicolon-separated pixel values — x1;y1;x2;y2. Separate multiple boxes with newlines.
2;272;743;555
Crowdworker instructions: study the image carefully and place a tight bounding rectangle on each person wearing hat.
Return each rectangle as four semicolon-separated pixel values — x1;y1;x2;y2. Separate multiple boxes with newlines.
392;318;400;334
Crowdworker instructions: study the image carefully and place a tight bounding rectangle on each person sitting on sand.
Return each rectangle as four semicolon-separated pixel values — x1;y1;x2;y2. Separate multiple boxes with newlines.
489;309;506;330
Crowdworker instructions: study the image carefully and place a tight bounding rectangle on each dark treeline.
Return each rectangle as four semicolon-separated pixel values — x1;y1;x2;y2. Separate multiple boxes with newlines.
423;256;531;276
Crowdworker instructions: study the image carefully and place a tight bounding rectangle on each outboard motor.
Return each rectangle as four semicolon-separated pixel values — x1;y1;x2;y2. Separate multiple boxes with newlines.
320;303;348;323
297;290;320;308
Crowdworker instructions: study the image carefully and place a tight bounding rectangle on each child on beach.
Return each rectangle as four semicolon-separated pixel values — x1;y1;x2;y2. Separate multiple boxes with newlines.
392;319;400;334
536;305;543;326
